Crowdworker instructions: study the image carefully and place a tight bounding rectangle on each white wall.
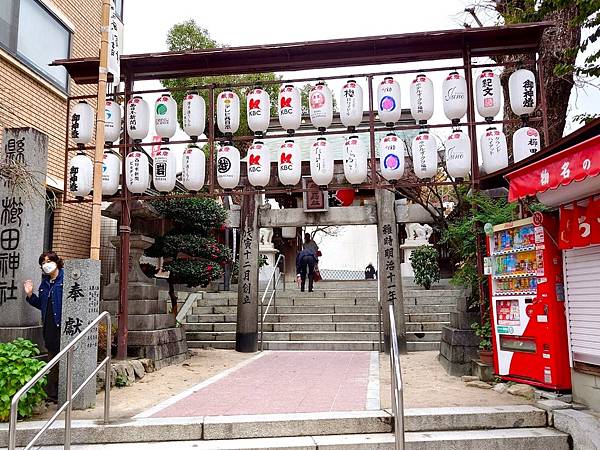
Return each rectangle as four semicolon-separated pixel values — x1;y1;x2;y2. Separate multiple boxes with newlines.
308;225;378;272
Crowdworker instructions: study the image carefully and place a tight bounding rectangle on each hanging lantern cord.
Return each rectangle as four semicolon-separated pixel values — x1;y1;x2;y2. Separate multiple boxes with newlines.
452;119;460;127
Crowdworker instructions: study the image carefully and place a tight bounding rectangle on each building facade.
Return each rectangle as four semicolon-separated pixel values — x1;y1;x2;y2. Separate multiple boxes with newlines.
0;0;122;259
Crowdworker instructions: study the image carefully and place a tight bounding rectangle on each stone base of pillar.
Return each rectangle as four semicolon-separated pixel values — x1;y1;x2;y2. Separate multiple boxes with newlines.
125;327;189;370
0;325;44;351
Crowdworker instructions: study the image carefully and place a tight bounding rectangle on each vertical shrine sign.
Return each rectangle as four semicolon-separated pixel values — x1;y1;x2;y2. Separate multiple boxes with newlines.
375;189;406;353
235;193;260;352
59;259;101;409
0;128;48;347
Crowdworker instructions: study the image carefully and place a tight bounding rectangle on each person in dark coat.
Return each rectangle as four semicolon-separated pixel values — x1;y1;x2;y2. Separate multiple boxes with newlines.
296;248;318;292
24;251;64;402
365;263;377;280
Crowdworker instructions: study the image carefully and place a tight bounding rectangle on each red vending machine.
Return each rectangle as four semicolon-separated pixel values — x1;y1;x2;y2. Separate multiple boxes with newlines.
486;213;571;390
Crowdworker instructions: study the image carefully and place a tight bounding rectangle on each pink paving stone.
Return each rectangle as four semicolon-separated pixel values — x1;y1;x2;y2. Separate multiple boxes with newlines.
152;351;373;417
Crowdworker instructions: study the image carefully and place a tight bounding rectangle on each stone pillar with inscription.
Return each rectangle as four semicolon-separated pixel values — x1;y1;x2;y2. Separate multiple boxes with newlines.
59;259;101;410
0;128;48;349
236;193;260;353
375;189;407;354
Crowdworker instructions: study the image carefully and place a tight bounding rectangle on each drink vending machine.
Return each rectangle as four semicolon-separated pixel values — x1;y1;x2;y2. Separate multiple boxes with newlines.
485;213;571;390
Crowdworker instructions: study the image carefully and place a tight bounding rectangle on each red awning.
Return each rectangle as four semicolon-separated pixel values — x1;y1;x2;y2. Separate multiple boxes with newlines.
506;134;600;202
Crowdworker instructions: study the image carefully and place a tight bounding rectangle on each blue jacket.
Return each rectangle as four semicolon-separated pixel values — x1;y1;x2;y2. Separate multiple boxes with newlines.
26;269;64;327
296;249;318;273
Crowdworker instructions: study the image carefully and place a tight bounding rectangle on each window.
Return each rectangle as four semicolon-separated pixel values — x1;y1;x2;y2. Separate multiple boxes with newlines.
0;0;71;91
114;0;124;21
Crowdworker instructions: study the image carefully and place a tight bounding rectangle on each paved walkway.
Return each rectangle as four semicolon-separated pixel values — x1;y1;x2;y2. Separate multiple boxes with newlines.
139;351;379;418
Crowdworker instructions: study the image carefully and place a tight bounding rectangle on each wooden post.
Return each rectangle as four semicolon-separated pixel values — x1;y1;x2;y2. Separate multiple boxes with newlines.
375;189;406;354
90;0;111;260
235;193;260;352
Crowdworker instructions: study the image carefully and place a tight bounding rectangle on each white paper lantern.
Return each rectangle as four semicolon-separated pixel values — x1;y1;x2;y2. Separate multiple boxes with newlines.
480;127;509;174
311;137;334;186
410;74;434;123
340;80;363;130
246;141;271;187
476;70;501;120
513;127;540;163
247;86;271;135
378;77;402;127
217;89;240;135
126;96;149;142
104;100;121;144
154;93;177;139
216;143;240;189
68;152;93;197
278;139;301;186
71;101;94;146
182;145;206;191
343;136;368;185
411;131;438;179
509;69;537;117
102;151;120;195
126;151;150;194
153;147;177;192
309;81;333;131
379;133;405;181
183;92;206;140
278;84;302;133
442;72;467;124
445;130;471;178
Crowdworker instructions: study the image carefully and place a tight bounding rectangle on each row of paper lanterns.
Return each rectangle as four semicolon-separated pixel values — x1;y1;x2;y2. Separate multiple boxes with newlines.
69;69;538;148
68;124;540;197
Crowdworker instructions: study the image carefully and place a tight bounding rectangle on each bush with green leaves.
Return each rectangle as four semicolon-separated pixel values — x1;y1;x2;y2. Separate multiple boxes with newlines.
0;339;47;422
471;319;492;351
409;246;440;290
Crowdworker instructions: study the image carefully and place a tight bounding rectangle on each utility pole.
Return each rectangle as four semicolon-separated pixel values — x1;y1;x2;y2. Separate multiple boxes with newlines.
90;0;112;260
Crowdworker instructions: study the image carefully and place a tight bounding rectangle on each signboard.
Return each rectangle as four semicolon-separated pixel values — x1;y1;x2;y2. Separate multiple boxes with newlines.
302;176;328;212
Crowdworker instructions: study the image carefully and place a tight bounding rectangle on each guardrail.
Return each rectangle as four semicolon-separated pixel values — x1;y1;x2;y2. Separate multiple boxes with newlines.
8;311;112;450
259;254;285;351
389;304;405;450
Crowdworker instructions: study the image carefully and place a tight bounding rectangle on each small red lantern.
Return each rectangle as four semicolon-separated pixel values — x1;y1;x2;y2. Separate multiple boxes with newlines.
336;189;355;207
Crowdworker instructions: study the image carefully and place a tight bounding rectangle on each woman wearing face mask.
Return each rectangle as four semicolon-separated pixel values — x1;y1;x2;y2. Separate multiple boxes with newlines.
23;251;64;403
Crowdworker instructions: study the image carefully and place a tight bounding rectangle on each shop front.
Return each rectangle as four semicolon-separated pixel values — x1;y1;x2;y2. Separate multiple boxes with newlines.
506;133;600;410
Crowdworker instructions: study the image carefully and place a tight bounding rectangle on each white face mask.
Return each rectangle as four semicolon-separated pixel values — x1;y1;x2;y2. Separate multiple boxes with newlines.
42;262;57;275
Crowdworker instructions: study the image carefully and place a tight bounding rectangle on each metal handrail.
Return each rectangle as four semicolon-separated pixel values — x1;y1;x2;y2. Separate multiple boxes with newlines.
389;304;405;450
9;311;112;450
260;254;285;351
377;263;383;353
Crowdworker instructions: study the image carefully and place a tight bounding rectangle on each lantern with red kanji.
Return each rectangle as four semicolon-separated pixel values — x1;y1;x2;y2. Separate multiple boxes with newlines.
154;93;177;139
153;147;177;193
410;74;434;124
445;130;471;178
278;84;302;134
182;144;206;191
513;127;540;163
217;89;240;135
126;151;150;194
480;127;508;174
377;77;401;127
379;133;405;181
183;92;206;141
442;72;467;125
509;69;537;117
340;80;363;131
343;135;368;185
126;96;149;142
309;81;333;132
411;131;438;179
216;143;240;190
476;70;501;121
279;139;301;186
247;86;271;135
104;100;122;144
310;137;334;186
102;150;120;196
247;141;271;187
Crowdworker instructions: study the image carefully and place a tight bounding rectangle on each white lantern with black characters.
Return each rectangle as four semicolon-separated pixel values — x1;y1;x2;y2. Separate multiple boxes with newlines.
154;93;177;139
183;92;206;141
69;152;93;197
182;145;206;191
343;136;367;185
126;96;149;142
379;133;405;181
442;72;467;124
340;80;363;131
153;147;176;193
509;69;537;117
104;100;121;144
126;151;150;194
216;143;240;189
247;141;271;187
411;131;438;179
444;130;471;178
247;86;271;135
279;139;301;186
309;81;333;131
102;151;120;195
71;101;94;146
476;70;501;121
278;84;302;134
480;127;509;174
310;137;334;186
217;89;240;135
410;74;434;123
513;127;540;163
377;77;401;127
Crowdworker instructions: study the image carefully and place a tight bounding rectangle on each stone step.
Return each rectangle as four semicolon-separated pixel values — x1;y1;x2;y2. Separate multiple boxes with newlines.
187;330;440;343
267;314;379;323
185;322;447;333
185;313;450;325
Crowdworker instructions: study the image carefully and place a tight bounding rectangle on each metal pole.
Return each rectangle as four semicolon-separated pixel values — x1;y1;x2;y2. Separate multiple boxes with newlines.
104;314;112;424
367;75;378;189
208;86;216;195
90;0;112;260
260;299;264;351
64;349;74;450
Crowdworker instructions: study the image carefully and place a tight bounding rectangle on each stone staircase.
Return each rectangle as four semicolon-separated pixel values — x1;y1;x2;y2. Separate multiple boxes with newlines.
183;280;466;351
0;405;569;449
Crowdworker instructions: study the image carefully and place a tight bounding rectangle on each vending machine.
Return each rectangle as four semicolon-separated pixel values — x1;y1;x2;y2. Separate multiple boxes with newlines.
486;213;571;390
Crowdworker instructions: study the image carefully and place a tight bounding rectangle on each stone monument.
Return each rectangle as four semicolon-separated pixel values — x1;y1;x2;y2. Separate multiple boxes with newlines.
59;259;101;409
259;228;279;284
400;223;433;278
102;234;188;369
0;128;48;349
